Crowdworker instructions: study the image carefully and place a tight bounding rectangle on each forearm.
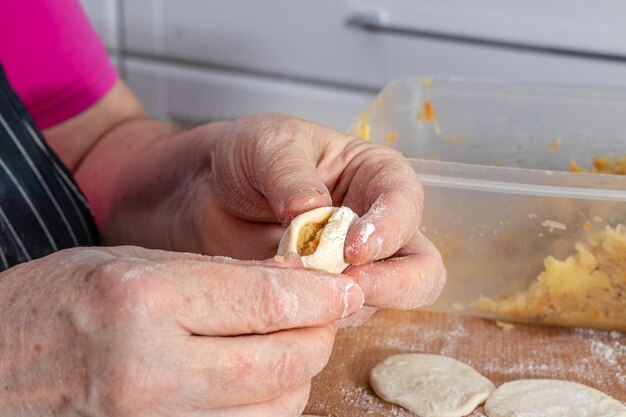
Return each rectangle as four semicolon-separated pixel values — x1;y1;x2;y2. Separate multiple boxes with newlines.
75;118;231;250
42;78;233;251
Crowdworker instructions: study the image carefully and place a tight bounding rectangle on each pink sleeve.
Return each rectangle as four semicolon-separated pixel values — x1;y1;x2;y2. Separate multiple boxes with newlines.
0;0;118;129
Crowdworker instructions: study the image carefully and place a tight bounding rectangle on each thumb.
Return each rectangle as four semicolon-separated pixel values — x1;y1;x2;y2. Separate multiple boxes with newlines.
258;148;332;225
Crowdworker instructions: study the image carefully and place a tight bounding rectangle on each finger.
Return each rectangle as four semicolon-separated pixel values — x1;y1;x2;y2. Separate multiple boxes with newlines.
181;326;329;409
343;158;424;265
211;114;340;223
191;381;311;417
105;245;283;266
198;202;287;259
256;140;332;225
164;259;364;336
240;115;334;224
344;233;446;308
264;255;377;329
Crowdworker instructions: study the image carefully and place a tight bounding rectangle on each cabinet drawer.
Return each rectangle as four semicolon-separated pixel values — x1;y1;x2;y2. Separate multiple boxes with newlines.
122;0;626;89
123;57;373;130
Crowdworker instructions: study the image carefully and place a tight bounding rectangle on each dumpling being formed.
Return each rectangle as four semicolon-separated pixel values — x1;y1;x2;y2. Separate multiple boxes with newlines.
277;206;359;273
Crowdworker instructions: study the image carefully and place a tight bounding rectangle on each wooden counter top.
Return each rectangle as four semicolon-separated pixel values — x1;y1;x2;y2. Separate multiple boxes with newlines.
305;310;626;416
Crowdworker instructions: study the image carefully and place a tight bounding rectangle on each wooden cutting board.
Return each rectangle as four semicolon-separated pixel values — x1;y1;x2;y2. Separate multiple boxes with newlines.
305;310;626;416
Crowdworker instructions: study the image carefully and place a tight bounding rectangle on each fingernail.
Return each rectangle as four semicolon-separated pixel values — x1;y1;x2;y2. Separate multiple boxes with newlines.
288;192;321;209
342;283;364;318
282;192;330;223
356;271;377;299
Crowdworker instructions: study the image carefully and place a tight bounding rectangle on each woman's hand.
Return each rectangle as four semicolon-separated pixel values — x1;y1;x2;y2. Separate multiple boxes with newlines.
191;114;446;311
0;246;362;417
76;108;445;313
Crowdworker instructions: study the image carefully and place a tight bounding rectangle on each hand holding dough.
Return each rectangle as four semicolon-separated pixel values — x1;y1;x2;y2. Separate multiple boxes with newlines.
277;206;359;273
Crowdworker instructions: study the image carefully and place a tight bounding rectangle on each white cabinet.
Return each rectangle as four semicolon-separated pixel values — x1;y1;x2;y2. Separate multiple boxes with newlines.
80;0;626;127
124;57;372;130
121;0;626;89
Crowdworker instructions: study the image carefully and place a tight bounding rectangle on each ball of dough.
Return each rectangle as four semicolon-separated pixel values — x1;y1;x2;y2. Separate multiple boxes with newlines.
277;206;359;273
485;379;626;417
370;353;495;417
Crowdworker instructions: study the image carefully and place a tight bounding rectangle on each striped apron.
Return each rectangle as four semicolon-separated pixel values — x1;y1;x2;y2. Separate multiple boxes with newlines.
0;64;98;271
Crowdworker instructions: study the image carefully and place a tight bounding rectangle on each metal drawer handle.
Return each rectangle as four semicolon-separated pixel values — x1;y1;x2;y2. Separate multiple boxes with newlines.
345;11;626;64
345;11;386;30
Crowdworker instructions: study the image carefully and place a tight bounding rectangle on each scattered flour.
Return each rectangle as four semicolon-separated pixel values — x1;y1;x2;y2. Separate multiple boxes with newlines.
120;264;155;282
360;223;376;244
542;219;568;233
307;313;626;416
368;201;389;220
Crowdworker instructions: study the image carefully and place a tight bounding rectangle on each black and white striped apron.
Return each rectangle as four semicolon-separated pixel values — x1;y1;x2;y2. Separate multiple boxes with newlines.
0;64;98;271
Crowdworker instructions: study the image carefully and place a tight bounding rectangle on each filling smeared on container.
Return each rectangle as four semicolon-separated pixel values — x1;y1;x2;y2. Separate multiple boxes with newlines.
570;155;626;175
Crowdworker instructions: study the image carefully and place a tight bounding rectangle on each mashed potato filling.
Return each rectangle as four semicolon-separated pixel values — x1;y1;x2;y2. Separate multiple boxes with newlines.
296;216;331;256
475;225;626;331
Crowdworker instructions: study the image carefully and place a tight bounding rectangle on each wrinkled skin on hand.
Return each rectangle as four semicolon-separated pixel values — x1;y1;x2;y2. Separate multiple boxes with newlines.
83;112;445;314
186;114;446;312
2;113;447;416
0;246;363;417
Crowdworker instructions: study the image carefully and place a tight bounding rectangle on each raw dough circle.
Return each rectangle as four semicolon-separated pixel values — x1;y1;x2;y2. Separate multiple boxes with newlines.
370;353;495;417
485;379;626;417
277;206;358;273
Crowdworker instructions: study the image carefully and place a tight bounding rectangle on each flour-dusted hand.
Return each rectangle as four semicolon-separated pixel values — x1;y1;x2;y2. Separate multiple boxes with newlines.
0;246;363;417
203;114;425;259
77;111;445;314
201;114;446;310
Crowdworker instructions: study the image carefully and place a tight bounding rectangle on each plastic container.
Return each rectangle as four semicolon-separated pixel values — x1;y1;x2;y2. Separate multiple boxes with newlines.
348;78;626;331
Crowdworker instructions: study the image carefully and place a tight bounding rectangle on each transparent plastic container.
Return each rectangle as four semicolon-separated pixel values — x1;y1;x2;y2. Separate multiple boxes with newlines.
348;78;626;331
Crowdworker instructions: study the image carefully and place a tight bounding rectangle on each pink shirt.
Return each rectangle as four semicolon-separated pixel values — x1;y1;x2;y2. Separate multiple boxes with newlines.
0;0;117;129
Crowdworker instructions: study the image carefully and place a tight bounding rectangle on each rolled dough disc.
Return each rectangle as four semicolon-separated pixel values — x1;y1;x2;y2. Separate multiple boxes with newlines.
370;353;495;417
485;379;626;417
